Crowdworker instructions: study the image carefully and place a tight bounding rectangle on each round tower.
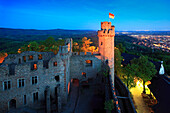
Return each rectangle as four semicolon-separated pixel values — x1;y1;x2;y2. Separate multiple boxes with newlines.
98;21;115;85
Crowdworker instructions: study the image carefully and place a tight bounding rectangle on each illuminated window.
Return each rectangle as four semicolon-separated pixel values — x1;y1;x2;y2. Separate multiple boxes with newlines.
82;72;86;77
38;54;42;60
29;55;33;60
53;62;57;66
18;79;25;88
34;64;37;70
3;81;11;90
23;56;26;62
85;60;92;67
32;76;38;85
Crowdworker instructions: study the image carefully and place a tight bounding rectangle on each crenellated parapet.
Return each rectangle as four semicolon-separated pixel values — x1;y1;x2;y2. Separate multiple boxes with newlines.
72;52;100;56
2;51;55;65
98;22;115;37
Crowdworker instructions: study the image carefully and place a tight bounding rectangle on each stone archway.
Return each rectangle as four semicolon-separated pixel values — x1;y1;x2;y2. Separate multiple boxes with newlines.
9;99;16;109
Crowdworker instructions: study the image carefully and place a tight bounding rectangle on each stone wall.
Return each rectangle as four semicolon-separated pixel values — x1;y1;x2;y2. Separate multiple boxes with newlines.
0;52;66;112
70;53;102;81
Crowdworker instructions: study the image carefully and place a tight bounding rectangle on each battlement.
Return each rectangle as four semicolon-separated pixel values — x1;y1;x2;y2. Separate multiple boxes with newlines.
72;52;100;56
101;22;111;30
1;51;55;65
98;22;115;36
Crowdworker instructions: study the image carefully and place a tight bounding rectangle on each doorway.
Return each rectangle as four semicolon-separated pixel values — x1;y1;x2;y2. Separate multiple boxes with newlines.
9;99;16;109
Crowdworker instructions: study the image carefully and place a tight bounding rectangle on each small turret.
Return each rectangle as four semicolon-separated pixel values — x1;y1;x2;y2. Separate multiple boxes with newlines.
159;61;165;75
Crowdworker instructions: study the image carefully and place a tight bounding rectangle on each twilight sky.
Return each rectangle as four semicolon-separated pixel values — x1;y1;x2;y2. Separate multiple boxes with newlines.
0;0;170;31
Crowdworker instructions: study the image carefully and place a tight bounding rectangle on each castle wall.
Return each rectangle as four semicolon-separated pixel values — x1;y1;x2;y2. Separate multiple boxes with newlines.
0;23;115;113
70;53;102;81
0;52;66;113
1;51;55;66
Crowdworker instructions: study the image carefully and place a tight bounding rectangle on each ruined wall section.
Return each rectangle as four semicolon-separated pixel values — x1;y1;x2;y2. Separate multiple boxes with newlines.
58;38;72;104
70;52;102;81
0;51;65;112
2;51;55;65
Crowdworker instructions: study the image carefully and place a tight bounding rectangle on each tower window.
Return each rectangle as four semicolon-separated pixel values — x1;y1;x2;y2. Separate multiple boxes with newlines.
53;62;57;66
101;42;103;45
29;55;33;60
38;54;42;60
3;81;11;90
85;60;92;67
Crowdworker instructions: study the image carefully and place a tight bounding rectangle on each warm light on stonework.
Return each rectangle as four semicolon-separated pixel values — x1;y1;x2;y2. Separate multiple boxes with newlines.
34;64;37;70
86;60;91;64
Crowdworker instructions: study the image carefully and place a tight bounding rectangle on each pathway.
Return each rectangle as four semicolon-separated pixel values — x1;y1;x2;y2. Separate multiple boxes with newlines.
130;86;151;113
62;81;79;113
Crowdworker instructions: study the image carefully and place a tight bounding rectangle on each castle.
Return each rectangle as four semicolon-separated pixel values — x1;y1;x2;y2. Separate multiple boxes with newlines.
0;22;115;113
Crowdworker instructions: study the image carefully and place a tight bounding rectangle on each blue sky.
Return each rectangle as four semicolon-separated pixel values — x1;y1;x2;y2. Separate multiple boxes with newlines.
0;0;170;31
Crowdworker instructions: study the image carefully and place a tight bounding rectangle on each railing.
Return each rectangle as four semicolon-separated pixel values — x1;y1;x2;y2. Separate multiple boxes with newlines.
106;74;137;113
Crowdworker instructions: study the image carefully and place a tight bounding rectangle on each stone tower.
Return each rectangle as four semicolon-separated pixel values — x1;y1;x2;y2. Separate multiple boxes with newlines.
98;21;115;85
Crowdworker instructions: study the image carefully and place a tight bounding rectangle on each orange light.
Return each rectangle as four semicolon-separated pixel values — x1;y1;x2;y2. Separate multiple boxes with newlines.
0;53;8;63
54;62;57;66
68;82;70;94
34;64;37;70
86;60;91;64
38;54;42;60
29;55;33;60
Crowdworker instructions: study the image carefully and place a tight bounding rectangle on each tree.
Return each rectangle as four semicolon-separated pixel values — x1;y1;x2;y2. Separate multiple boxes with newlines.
104;100;115;113
18;44;29;53
50;45;59;55
73;42;80;52
131;56;157;93
121;64;137;88
55;39;65;47
114;47;123;76
43;37;56;47
116;43;125;53
28;41;39;51
81;37;93;53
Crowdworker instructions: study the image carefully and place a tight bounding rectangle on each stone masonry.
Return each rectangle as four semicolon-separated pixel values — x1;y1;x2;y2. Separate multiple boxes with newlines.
0;22;115;113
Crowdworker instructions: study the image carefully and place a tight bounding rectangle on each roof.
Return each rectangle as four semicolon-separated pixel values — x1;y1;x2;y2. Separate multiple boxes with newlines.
148;75;170;113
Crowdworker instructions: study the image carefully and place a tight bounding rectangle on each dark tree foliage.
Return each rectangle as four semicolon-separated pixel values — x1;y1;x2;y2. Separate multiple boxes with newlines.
131;56;157;93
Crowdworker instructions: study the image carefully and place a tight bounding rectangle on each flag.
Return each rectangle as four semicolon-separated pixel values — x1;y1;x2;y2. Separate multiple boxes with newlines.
109;13;114;19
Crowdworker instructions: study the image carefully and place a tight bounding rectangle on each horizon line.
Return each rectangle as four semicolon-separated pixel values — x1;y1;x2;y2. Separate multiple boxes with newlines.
0;27;170;32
